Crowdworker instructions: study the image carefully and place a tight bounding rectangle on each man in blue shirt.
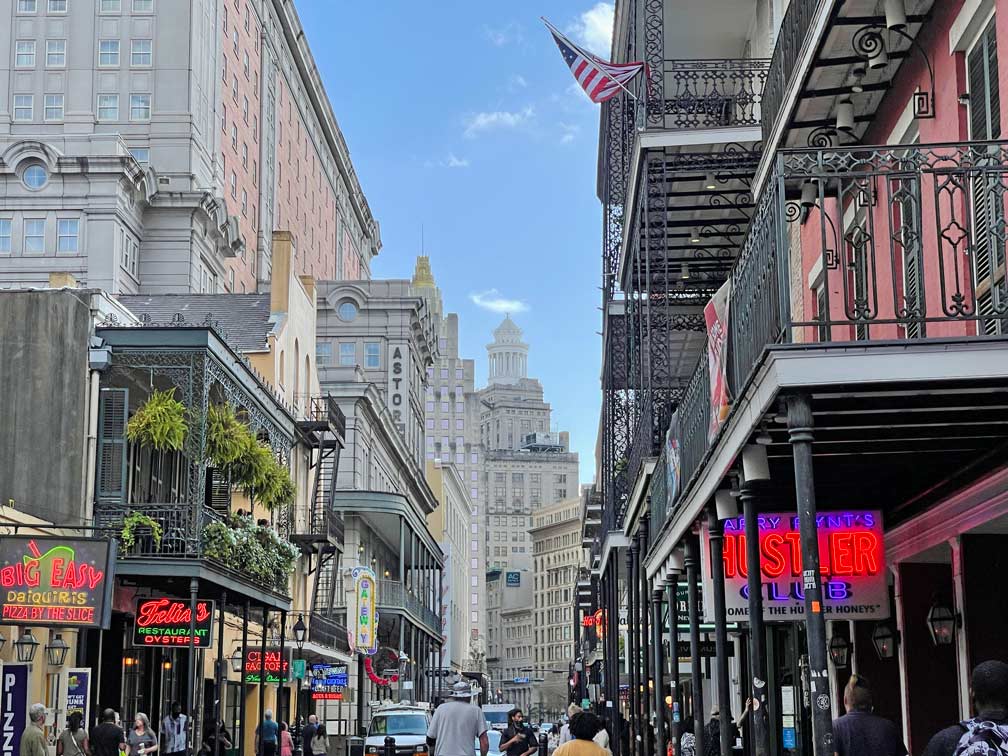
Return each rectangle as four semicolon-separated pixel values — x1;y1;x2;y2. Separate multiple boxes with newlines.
832;674;907;756
256;709;280;756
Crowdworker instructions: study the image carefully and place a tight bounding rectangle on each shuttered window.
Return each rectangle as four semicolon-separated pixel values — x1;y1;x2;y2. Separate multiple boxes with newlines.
968;18;1006;334
97;388;128;505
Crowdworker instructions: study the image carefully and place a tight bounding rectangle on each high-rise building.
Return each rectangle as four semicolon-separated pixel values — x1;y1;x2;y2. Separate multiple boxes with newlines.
413;257;487;653
0;0;379;294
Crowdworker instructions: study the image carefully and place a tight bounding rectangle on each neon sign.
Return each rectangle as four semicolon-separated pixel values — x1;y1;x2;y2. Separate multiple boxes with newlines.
244;649;291;685
349;567;379;655
700;511;889;622
0;537;115;627
132;598;214;647
310;664;348;701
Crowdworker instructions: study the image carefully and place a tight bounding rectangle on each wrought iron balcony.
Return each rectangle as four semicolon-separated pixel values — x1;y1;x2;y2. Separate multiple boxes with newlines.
660;140;1008;524
641;59;770;132
307;611;350;654
761;0;818;142
332;578;440;636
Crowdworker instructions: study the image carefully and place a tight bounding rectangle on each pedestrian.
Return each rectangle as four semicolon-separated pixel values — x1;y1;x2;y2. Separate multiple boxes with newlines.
701;701;749;756
127;714;158;756
280;723;294;756
552;713;607;756
425;681;489;756
832;674;907;756
161;704;189;756
202;720;232;756
21;704;48;756
302;715;318;753
90;709;128;756
502;710;537;756
922;660;1008;756
677;720;695;756
58;712;91;756
559;706;580;746
309;724;328;756
256;710;280;756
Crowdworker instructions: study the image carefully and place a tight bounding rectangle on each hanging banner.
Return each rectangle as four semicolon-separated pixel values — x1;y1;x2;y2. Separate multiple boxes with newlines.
0;537;115;627
132;598;215;647
348;567;379;655
704;279;732;440
665;414;682;505
700;510;889;622
64;668;90;724
0;663;28;756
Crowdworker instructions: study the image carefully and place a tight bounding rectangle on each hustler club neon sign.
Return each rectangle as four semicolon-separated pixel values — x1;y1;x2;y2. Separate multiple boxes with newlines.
0;537;115;627
701;511;890;622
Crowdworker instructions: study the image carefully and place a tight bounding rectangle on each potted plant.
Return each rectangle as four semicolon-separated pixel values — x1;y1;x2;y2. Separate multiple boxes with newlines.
126;388;189;451
121;511;163;553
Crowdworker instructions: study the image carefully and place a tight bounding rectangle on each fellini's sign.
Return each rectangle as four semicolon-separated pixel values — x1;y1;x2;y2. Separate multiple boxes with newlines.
0;537;115;627
700;511;889;622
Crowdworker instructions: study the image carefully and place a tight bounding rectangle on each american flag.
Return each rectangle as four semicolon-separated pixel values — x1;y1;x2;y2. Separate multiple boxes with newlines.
544;19;645;104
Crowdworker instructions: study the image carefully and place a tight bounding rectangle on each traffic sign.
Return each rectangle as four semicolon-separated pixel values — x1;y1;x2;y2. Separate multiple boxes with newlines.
513;676;530;684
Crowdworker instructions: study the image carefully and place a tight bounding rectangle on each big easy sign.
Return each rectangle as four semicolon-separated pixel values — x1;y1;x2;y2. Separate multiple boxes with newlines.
701;511;889;622
0;537;115;628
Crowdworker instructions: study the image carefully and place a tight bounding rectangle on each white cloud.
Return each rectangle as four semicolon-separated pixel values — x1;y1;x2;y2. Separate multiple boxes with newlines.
463;106;534;138
424;153;471;169
484;22;522;47
508;74;528;91
559;123;580;144
569;2;614;57
470;289;530;314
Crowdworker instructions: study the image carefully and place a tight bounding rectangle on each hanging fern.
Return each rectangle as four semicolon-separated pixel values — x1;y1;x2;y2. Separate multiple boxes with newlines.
206;404;248;467
126;388;188;451
258;461;296;511
230;434;275;496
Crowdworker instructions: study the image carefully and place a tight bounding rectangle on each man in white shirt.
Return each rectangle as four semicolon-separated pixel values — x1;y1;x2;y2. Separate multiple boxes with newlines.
426;682;489;756
161;703;189;756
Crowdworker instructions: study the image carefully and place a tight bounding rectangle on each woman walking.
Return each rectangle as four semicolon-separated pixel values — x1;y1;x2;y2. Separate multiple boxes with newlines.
279;723;294;756
127;714;158;756
310;724;329;756
57;712;90;756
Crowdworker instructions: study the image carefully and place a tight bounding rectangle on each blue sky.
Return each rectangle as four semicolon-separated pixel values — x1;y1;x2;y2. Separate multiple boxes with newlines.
295;1;615;485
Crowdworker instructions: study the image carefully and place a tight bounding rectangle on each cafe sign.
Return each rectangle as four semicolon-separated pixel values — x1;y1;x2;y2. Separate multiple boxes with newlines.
348;567;378;656
0;537;115;628
244;648;292;685
132;598;215;647
701;511;889;622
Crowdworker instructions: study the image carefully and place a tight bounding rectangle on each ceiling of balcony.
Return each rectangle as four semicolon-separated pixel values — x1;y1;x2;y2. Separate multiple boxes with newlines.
664;0;758;59
784;0;936;149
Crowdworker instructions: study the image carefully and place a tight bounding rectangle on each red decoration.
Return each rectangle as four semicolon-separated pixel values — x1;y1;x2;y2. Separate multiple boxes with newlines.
363;655;399;687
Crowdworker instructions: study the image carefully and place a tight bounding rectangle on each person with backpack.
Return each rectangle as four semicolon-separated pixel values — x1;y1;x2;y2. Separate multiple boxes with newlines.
831;674;906;756
922;660;1008;756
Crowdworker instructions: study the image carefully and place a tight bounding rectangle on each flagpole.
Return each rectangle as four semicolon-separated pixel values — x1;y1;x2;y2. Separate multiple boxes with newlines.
540;16;643;103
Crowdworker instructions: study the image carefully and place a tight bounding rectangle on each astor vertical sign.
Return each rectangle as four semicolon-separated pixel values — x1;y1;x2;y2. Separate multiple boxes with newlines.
387;343;410;438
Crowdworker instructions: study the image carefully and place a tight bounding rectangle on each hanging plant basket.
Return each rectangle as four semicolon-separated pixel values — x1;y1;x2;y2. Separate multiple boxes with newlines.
257;461;296;511
127;388;188;451
121;511;163;553
206;404;248;468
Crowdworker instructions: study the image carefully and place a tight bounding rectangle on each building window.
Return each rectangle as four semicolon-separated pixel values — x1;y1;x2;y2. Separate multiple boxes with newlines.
132;0;153;12
46;40;66;67
316;342;332;367
0;220;11;253
471;452;478;464
129;93;150;120
97;94;119;120
99;39;120;66
241;142;248;167
24;219;45;254
241;189;247;216
440;419;449;431
22;164;46;190
221;105;226;132
339;343;355;367
130;39;152;66
17;0;37;11
229;171;236;198
456;367;464;379
231;28;238;53
231;76;238;102
48;0;66;12
364;342;380;368
57;219;79;253
455;402;464;413
230;123;237;149
15;41;36;68
456;418;464;430
425;401;434;412
243;51;249;78
13;95;33;121
337;300;358;321
100;0;121;11
440;368;449;379
44;94;64;120
120;229;137;275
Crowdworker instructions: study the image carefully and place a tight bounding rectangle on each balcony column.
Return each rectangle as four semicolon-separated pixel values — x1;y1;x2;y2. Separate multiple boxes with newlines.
627;545;639;756
787;394;834;756
399;518;406;582
606;562;622;756
277;610;287;727
638;515;651;756
259;608;269;748
684;536;705;755
187;578;199;720
706;505;732;756
741;472;770;756
650;587;666;756
213;592;226;756
239;601;249;756
665;570;681;755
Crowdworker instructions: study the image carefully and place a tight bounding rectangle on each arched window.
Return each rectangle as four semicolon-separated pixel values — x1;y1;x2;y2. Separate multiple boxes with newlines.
294;339;300;402
278;350;285;388
304;354;311;398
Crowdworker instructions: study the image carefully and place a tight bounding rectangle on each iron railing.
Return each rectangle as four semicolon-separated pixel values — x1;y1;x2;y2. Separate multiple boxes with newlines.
331;578;440;636
654;141;1008;529
761;0;822;142
95;501;224;558
308;612;350;654
643;59;770;132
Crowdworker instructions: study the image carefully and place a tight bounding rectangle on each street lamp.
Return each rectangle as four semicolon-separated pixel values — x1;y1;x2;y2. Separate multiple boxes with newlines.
927;601;958;646
45;633;69;667
230;648;244;673
293;615;307;651
292;615;308;755
14;629;39;663
828;635;850;669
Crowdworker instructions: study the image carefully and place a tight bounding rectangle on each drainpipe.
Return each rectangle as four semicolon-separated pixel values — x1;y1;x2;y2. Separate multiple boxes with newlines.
82;368;101;520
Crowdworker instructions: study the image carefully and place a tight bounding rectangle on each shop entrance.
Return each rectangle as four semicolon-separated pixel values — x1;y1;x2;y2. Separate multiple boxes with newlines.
766;623;813;756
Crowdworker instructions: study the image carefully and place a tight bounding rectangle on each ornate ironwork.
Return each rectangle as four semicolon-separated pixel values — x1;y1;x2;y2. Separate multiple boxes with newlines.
762;0;820;141
655;59;770;130
644;0;665;129
851;24;935;119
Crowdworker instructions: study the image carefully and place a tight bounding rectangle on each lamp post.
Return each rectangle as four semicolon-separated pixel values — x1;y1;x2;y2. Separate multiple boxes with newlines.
292;615;307;756
45;633;69;667
14;629;39;663
828;635;850;669
927;602;958;646
871;624;897;659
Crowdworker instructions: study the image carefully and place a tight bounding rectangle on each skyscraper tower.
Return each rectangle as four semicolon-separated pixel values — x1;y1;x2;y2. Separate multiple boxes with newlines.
487;316;529;385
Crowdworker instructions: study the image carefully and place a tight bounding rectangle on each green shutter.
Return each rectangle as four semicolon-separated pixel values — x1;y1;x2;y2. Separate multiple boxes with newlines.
97;387;129;505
